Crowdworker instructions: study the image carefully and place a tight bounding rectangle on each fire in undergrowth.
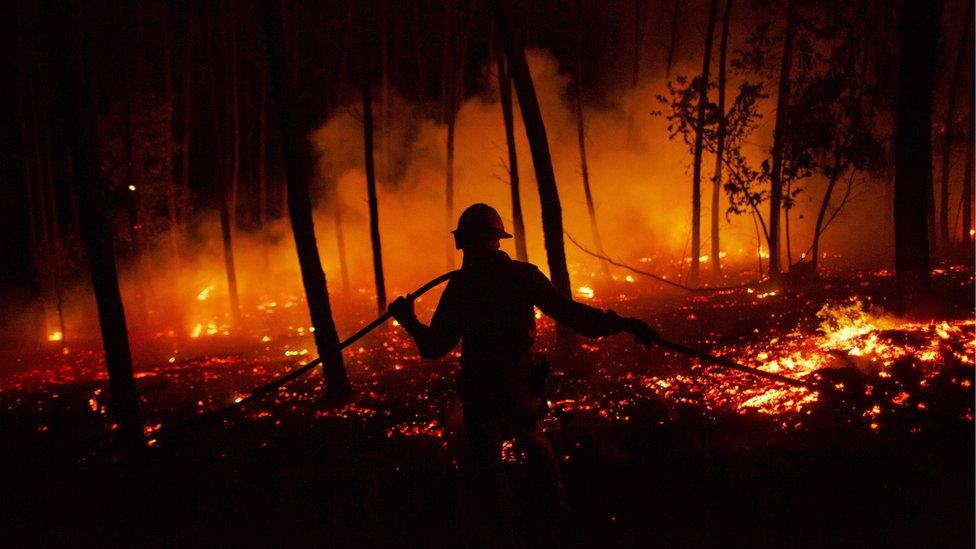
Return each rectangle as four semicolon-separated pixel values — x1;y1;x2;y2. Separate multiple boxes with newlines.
696;300;975;419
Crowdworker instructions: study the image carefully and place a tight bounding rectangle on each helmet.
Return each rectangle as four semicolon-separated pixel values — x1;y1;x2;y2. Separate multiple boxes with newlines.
451;203;513;240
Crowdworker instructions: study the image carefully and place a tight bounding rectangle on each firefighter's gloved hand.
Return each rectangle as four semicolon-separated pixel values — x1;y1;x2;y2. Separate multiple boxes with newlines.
625;318;660;347
387;296;417;324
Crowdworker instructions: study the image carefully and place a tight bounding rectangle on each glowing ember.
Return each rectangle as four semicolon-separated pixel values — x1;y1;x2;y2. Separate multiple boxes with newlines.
196;285;215;301
577;286;595;299
47;331;63;342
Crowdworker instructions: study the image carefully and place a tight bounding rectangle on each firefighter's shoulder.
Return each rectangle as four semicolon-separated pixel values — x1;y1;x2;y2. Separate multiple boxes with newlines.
506;258;547;281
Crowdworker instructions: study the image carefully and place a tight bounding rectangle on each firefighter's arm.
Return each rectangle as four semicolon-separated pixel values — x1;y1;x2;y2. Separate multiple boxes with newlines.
530;268;659;344
388;284;461;359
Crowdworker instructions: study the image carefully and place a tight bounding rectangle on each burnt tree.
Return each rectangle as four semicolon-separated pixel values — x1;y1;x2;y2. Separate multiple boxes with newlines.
206;10;241;321
767;0;796;275
963;86;974;247
362;44;387;315
689;0;718;286
60;3;143;449
938;4;972;248
262;1;351;401
493;0;572;297
576;1;610;278
894;0;942;312
665;0;680;80
710;0;733;279
495;45;529;262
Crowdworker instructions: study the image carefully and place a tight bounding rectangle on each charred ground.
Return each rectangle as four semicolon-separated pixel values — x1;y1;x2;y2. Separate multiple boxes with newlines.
2;265;972;546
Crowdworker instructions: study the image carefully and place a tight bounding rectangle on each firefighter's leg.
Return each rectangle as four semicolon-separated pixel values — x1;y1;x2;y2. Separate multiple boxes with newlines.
516;418;566;507
460;405;516;544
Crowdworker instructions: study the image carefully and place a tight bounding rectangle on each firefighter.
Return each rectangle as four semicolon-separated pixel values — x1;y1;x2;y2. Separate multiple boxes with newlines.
388;203;659;540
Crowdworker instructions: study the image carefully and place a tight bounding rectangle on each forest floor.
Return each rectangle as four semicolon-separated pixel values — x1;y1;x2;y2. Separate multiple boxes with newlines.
1;264;973;547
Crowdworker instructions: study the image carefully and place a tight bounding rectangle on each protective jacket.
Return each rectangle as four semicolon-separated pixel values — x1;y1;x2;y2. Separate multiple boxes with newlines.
399;250;626;415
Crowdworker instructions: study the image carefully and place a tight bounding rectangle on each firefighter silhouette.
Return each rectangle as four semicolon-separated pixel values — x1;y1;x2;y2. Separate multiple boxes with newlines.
388;203;658;540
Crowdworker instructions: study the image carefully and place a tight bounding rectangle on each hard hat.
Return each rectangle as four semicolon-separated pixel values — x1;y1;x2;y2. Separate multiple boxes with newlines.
451;203;513;239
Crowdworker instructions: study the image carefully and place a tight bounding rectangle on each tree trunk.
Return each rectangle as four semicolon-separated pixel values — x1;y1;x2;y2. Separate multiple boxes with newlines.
120;41;154;327
445;113;456;268
15;35;45;341
631;0;644;87
163;9;181;266
493;0;572;297
939;4;972;248
496;45;528;261
261;0;351;401
811;174;839;269
228;8;241;235
812;10;870;270
689;0;719;286
180;5;192;234
363;57;388;315
962;108;974;247
41;120;67;349
258;68;268;229
334;201;350;293
894;0;942;313
665;0;680;80
576;1;610;278
62;6;143;449
710;0;732;279
208;19;241;321
767;0;796;276
442;1;455;269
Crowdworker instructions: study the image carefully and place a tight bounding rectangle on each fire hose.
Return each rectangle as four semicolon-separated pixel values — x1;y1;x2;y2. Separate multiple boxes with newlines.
158;270;817;442
654;339;816;389
158;270;459;441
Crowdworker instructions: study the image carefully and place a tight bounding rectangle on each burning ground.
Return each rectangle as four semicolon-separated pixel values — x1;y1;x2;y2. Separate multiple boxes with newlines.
1;264;972;545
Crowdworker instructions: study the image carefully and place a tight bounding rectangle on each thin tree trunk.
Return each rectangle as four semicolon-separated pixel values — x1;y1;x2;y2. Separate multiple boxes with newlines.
258;68;268;229
380;0;391;187
689;0;719;286
338;0;355;103
15;35;45;340
811;174;839;268
262;0;351;401
711;0;732;279
208;13;241;321
785;183;793;267
445;113;456;268
63;6;142;449
181;5;192;233
496;45;528;261
631;0;644;87
44;140;66;349
414;3;426;102
939;3;973;248
494;0;571;296
812;21;869;270
576;1;610;278
229;7;241;234
334;202;350;293
442;1;455;269
443;3;475;270
120;42;151;326
363;54;387;315
894;0;941;313
767;0;796;276
753;210;764;277
665;0;680;80
962;110;974;246
163;10;181;265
